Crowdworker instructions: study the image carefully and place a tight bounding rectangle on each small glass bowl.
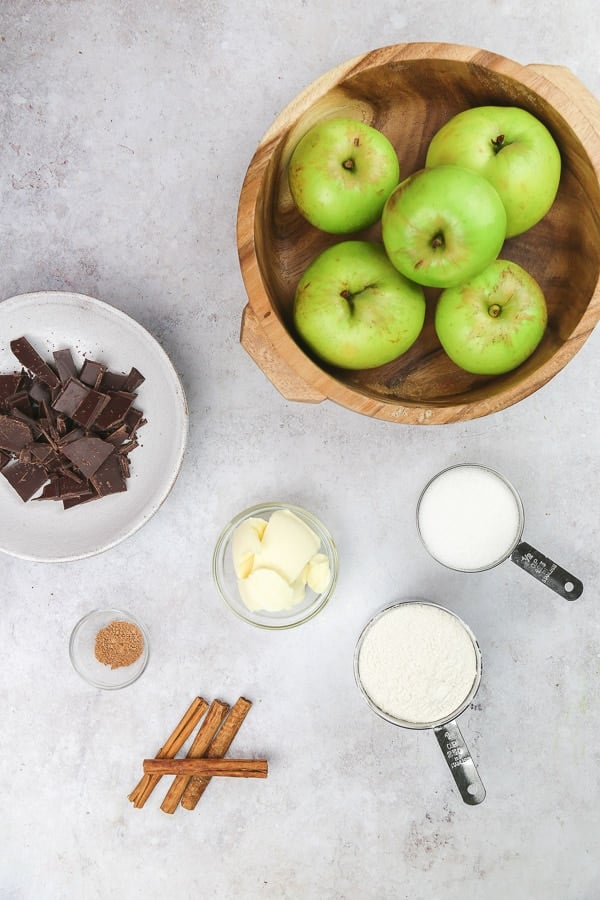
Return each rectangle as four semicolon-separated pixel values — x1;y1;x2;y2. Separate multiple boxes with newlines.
213;502;339;630
69;608;150;689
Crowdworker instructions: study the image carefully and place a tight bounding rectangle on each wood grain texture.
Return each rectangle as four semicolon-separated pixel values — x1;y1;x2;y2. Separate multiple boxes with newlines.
237;43;600;424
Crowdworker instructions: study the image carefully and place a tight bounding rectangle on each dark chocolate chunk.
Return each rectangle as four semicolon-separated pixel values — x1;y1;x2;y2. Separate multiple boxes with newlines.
0;450;11;469
1;460;49;501
5;390;33;415
28;379;52;406
62;488;99;510
10;409;43;439
37;475;91;501
71;389;110;428
93;391;134;431
58;427;86;446
0;414;33;452
124;407;145;435
99;371;127;392
104;423;130;446
10;337;60;390
51;378;91;418
29;444;54;465
0;374;23;408
118;454;130;479
60;436;114;478
122;367;145;392
79;359;106;389
52;349;78;384
90;453;127;496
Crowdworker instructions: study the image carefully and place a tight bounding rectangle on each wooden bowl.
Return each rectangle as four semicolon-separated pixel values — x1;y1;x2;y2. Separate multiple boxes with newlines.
237;43;600;424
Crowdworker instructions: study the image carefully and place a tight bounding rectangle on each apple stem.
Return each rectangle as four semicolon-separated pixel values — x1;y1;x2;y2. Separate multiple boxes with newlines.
431;232;444;249
488;303;502;318
340;289;355;312
491;133;505;153
342;159;355;171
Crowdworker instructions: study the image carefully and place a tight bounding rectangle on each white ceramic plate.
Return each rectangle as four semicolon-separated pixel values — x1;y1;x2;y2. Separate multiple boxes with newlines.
0;291;188;562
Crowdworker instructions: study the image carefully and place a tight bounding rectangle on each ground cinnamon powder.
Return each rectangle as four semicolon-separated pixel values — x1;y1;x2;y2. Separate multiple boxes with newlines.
94;620;144;669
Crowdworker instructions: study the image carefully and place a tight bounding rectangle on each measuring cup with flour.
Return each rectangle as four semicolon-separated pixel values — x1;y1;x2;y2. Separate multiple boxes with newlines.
354;600;485;806
417;464;583;600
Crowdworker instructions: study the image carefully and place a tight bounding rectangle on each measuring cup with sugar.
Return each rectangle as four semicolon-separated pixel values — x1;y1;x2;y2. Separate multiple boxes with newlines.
417;464;583;600
354;600;486;806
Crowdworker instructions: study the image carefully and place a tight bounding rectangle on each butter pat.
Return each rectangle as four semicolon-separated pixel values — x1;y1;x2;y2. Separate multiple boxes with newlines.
232;508;331;613
305;553;331;593
232;516;268;578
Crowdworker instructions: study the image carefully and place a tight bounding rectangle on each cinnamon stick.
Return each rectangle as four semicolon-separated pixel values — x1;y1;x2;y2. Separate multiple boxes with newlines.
145;758;268;778
128;696;208;808
160;699;230;815
180;696;253;810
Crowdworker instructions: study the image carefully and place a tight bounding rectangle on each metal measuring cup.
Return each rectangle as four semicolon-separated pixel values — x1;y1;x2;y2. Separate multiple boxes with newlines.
354;600;486;806
417;463;583;600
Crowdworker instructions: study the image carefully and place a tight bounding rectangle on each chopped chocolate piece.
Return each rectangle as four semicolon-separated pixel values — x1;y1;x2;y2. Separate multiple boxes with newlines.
53;349;78;384
124;407;145;435
36;419;59;449
29;444;54;464
56;476;92;500
118;454;131;479
5;390;33;415
93;391;134;431
10;337;60;390
59;465;85;484
58;428;86;446
122;367;145;392
63;488;99;509
71;389;110;428
90;452;126;497
0;415;32;452
79;359;106;389
55;414;68;436
104;423;130;446
1;460;49;501
117;438;138;455
0;450;10;469
60;436;114;479
51;378;91;418
0;374;22;407
99;370;127;392
28;379;52;406
10;409;43;438
35;475;91;502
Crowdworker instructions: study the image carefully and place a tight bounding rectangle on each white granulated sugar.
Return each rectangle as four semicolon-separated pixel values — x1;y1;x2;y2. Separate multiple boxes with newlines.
418;465;522;570
358;603;478;725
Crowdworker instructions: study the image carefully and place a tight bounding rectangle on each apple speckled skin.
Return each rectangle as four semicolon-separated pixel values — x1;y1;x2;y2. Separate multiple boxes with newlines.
381;165;507;289
293;240;425;370
435;259;548;375
425;105;561;238
288;118;400;234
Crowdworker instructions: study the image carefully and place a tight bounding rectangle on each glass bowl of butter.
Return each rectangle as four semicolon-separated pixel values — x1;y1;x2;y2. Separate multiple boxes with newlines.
212;502;339;629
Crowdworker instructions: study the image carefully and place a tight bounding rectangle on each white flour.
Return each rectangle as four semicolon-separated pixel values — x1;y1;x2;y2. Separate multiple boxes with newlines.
358;603;478;725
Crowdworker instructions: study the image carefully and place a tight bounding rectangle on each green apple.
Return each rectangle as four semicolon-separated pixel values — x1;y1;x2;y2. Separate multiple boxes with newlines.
293;240;425;370
435;259;547;375
381;165;507;289
425;105;561;238
287;117;400;234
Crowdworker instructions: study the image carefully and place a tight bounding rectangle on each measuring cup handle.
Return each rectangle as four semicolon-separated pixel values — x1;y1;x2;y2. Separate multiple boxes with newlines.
510;541;583;600
433;719;485;805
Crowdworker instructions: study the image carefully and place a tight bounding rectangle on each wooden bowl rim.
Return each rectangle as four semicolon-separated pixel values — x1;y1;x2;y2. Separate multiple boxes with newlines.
237;41;600;424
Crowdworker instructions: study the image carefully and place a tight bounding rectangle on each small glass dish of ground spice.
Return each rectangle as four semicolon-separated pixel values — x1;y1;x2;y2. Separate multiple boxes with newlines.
69;608;149;689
